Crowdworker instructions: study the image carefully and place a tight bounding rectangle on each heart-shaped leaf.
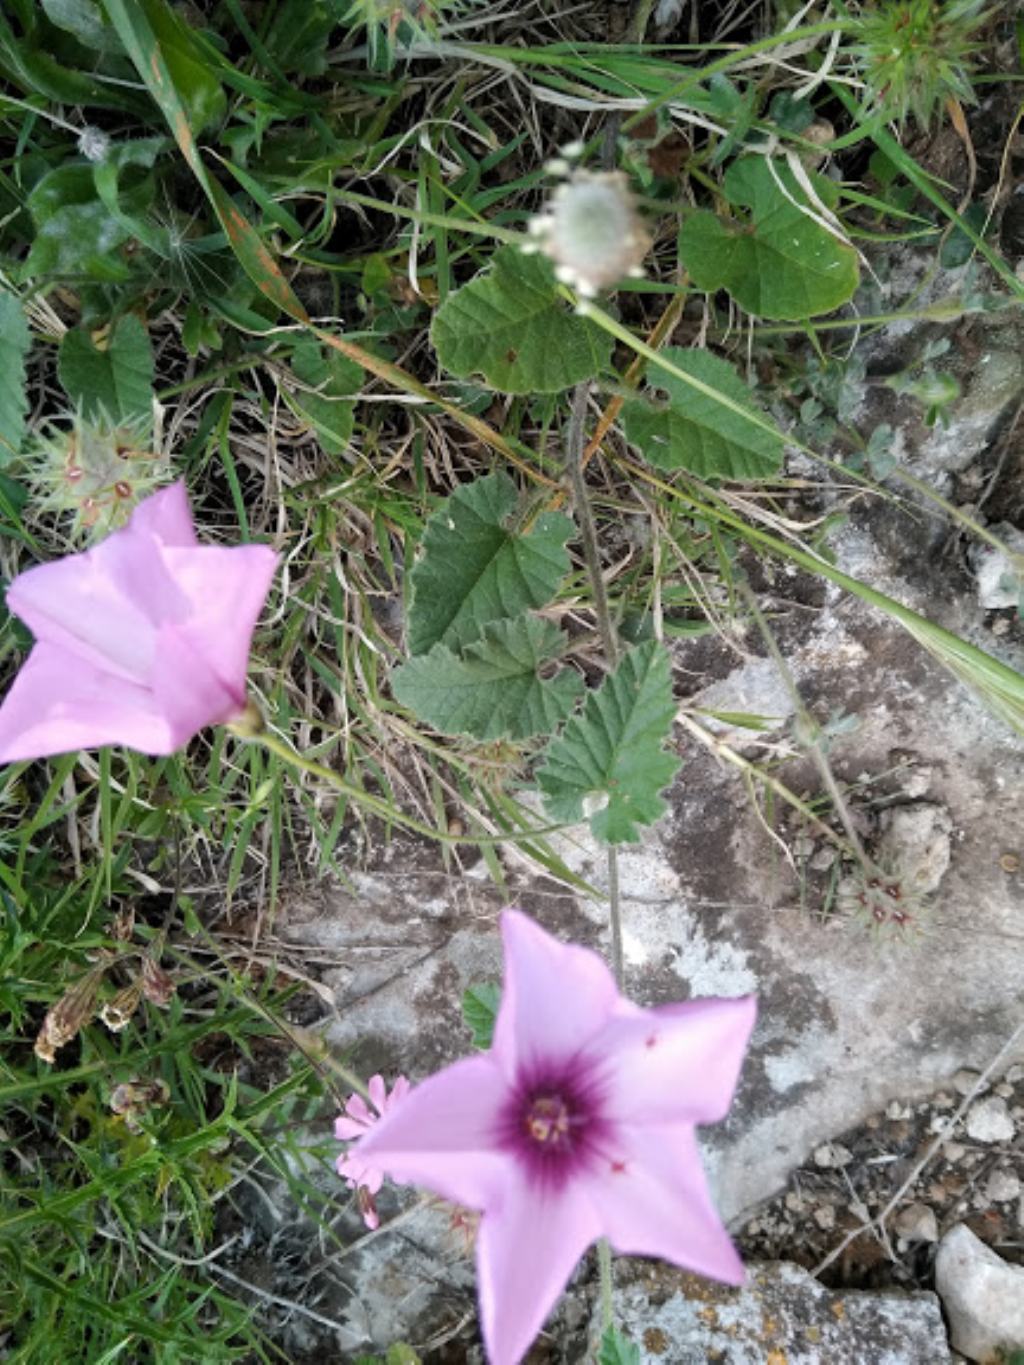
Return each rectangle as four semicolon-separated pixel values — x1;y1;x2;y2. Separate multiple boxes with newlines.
679;157;858;319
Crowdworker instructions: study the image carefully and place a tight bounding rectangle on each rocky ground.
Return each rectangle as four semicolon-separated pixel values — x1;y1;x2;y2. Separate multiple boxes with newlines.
218;257;1024;1362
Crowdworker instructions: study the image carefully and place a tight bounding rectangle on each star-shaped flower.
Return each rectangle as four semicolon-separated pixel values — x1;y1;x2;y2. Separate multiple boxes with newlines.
354;909;756;1365
0;482;277;761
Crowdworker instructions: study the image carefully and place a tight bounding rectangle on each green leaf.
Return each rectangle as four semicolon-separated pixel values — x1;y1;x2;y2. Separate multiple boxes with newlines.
408;472;573;656
431;246;614;393
621;347;783;479
598;1327;641;1365
461;982;501;1049
0;291;31;463
58;315;154;425
41;0;121;52
537;640;681;844
678;157;859;319
287;341;361;454
24;201;134;282
392;615;583;741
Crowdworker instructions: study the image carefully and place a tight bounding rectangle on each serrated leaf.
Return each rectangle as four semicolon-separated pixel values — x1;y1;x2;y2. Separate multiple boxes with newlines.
598;1327;641;1365
392;615;582;740
678;158;858;319
408;472;573;655
0;291;30;463
431;246;614;393
58;314;154;426
288;340;361;453
537;640;681;844
461;982;500;1050
621;347;783;479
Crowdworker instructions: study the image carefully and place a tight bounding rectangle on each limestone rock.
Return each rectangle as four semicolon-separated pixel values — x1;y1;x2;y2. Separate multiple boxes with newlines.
965;1096;1015;1144
593;1261;951;1363
935;1224;1024;1362
875;801;952;896
894;1202;939;1243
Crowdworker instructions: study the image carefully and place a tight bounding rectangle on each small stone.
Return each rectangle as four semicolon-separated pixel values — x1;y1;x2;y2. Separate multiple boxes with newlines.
812;1142;853;1169
994;1082;1013;1099
936;1224;1024;1361
1005;1063;1024;1084
985;1170;1020;1204
966;1096;1015;1143
785;1191;805;1213
944;1141;966;1163
894;1202;939;1243
875;801;952;895
932;1091;953;1110
887;1100;911;1120
809;846;837;871
1000;852;1021;874
953;1069;987;1097
813;1205;836;1231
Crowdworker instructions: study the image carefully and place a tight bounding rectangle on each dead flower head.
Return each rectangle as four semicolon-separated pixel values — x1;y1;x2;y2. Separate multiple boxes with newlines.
34;966;106;1064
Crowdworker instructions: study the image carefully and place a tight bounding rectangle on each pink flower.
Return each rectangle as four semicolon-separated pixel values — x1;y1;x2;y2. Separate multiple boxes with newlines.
354;910;756;1365
0;482;277;761
335;1074;410;1229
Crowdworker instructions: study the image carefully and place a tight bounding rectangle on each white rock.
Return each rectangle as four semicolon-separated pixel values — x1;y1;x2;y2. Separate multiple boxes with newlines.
814;1142;853;1169
936;1224;1024;1361
813;1205;836;1231
966;1096;1016;1143
970;524;1024;610
954;1069;987;1097
985;1169;1021;1204
894;1202;939;1243
944;1141;967;1162
876;801;952;895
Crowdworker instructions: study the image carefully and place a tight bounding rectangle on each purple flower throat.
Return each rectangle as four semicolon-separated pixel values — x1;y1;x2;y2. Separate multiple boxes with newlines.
496;1057;616;1191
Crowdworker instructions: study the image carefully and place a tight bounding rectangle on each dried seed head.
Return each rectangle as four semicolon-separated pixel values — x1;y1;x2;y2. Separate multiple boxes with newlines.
139;955;175;1008
110;1078;171;1133
110;907;136;942
529;170;650;296
77;126;110;164
34;966;106;1063
100;982;142;1033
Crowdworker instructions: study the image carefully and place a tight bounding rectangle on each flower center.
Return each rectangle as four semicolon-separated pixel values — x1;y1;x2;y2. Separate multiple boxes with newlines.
524;1094;574;1149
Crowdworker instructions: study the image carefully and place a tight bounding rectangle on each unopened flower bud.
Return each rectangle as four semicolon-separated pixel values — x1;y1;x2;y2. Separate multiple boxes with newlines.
139;955;175;1008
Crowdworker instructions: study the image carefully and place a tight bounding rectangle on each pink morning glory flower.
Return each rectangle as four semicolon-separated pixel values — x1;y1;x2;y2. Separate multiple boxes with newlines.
354;909;757;1365
334;1073;410;1230
0;482;277;762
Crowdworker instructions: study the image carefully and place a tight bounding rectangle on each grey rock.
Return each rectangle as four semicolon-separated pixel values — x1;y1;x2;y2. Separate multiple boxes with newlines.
875;801;953;896
965;1096;1016;1144
591;1261;951;1363
935;1224;1024;1362
953;1069;987;1097
984;1169;1020;1204
970;524;1024;611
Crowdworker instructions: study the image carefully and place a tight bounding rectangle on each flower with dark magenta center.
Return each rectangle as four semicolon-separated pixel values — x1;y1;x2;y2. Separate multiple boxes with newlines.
354;909;757;1365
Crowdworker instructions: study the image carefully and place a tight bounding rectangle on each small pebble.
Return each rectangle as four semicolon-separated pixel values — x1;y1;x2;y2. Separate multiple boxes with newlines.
994;1082;1013;1099
887;1101;911;1120
813;1205;836;1231
785;1192;805;1213
965;1096;1015;1144
953;1069;987;1097
944;1141;966;1163
932;1092;954;1110
894;1202;939;1243
985;1170;1021;1204
813;1143;853;1169
1004;1063;1024;1084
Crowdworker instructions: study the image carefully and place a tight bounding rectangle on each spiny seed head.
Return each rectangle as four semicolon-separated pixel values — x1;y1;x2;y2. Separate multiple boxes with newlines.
528;170;650;297
837;865;928;940
28;412;169;542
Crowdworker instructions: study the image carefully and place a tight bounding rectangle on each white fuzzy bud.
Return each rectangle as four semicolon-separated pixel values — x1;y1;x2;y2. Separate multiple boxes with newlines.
77;126;111;163
535;171;650;296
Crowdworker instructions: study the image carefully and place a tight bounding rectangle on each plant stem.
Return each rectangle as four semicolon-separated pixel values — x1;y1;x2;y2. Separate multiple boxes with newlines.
565;385;620;670
598;1236;615;1332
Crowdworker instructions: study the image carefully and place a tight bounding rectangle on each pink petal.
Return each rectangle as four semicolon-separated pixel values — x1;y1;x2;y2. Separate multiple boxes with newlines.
585;1123;745;1285
353;1055;510;1211
345;1094;374;1126
334;1116;368;1141
337;1154;384;1195
476;1168;600;1365
7;550;165;683
492;910;618;1082
367;1075;386;1114
128;481;198;548
387;1076;411;1108
596;995;757;1126
162;544;277;698
0;643;175;761
151;627;242;745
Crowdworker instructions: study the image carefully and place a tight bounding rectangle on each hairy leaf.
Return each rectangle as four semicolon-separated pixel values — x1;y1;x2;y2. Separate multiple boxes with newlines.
598;1328;641;1365
58;315;154;426
678;158;859;319
622;347;783;479
537;640;681;844
431;246;614;393
0;291;30;463
392;616;582;741
461;982;501;1050
408;472;573;655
